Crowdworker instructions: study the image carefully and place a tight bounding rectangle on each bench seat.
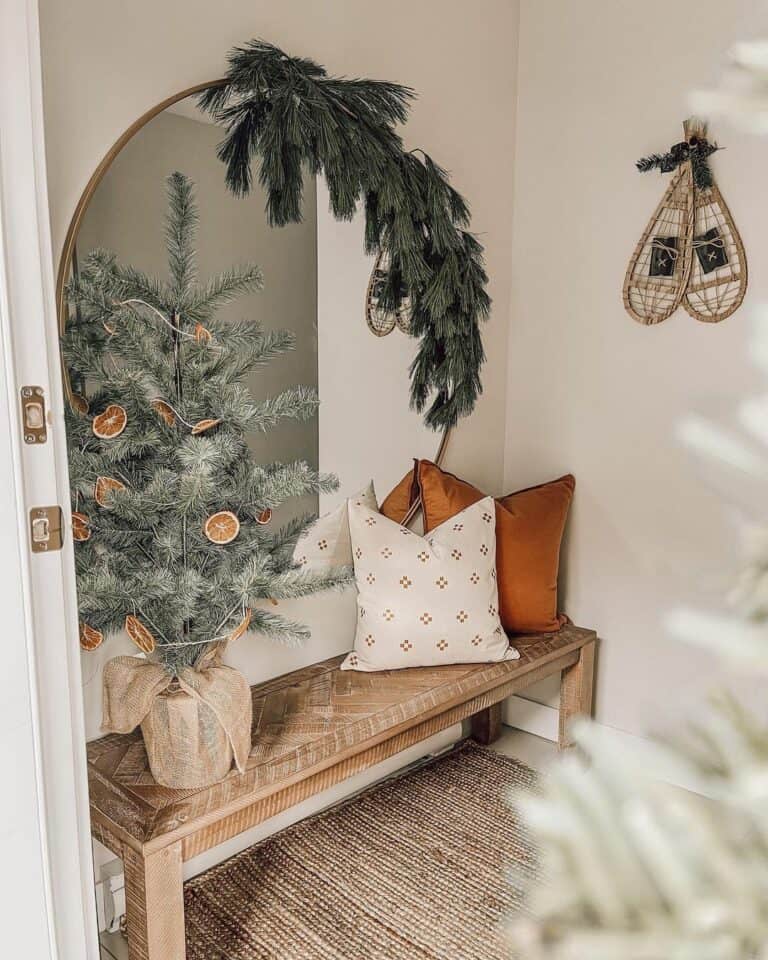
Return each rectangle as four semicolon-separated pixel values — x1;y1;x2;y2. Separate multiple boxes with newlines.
87;623;596;960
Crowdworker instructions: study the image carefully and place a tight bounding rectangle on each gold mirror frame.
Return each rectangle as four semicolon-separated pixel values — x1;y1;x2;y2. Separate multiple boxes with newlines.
55;79;450;477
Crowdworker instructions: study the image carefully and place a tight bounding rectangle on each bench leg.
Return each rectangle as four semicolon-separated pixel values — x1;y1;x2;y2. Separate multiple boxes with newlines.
559;640;595;750
123;841;186;960
470;701;503;745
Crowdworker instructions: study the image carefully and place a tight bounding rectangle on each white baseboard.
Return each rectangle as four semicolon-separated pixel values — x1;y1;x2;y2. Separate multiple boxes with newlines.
502;695;712;798
503;694;559;741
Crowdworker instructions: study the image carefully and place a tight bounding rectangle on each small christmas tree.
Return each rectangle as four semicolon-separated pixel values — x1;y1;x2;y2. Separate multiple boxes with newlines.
63;172;348;673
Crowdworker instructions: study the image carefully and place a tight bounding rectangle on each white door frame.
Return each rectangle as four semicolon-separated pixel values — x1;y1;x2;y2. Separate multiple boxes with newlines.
0;1;99;958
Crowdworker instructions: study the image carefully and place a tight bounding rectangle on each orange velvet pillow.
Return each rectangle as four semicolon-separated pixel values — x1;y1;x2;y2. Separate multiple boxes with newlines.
380;470;419;523
416;460;574;635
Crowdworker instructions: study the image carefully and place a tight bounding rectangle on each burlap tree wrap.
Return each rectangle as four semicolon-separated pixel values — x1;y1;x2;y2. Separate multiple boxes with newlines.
102;648;252;789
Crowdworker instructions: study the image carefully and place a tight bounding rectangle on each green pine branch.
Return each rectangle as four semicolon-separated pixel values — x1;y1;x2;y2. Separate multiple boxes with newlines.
165;171;199;303
182;265;264;322
200;40;488;430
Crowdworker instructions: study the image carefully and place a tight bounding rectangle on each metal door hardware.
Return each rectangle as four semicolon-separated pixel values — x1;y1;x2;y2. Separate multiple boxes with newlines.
21;386;47;444
29;506;63;553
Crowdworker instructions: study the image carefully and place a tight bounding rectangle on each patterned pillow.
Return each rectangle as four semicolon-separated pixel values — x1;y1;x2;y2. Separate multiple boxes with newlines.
341;496;518;671
293;482;377;569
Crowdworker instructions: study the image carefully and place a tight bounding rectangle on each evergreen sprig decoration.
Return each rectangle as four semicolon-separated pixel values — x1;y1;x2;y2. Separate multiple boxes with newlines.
64;173;350;673
199;40;489;431
636;135;720;188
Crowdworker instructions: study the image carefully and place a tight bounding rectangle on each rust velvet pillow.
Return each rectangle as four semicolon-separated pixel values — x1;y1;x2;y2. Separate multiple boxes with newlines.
380;470;419;523
415;460;574;634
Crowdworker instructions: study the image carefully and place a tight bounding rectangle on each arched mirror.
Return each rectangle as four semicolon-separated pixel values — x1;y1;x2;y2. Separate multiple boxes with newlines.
57;85;447;739
59;86;446;503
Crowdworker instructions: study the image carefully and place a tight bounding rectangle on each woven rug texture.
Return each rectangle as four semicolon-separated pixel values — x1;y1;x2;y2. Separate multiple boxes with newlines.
184;741;537;960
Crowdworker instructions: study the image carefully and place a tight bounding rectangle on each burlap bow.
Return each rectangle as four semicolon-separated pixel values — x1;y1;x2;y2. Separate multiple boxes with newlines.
102;645;252;788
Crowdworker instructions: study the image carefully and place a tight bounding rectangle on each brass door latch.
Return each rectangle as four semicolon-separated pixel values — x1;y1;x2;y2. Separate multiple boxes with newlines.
29;506;63;553
20;385;47;444
21;387;62;553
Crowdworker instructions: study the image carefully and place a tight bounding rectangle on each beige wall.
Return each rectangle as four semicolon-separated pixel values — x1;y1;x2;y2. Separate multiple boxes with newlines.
507;0;768;733
316;177;440;509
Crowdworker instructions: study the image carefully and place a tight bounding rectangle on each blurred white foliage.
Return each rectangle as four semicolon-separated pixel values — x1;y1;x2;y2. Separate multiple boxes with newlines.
692;42;768;134
510;709;768;960
729;524;768;622
509;35;768;960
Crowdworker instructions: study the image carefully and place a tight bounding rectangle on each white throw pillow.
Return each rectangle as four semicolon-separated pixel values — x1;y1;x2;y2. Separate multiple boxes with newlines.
293;482;377;569
341;496;518;671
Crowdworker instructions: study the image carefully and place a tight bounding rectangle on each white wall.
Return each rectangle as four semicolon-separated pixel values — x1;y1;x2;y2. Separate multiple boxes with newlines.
317;177;440;508
507;0;768;734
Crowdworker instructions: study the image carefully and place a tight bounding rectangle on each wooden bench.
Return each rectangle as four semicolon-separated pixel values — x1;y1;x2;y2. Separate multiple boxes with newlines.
87;623;596;960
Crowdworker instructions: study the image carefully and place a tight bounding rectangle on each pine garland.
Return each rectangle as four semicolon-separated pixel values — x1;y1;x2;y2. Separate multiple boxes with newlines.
64;173;350;673
199;40;489;431
636;135;720;189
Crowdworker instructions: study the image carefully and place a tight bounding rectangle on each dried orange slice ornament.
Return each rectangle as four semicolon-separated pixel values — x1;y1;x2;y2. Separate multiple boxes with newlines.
72;512;91;542
125;615;156;654
92;404;127;439
94;476;126;507
194;322;213;344
191;418;222;435
256;508;272;525
151;398;176;426
79;622;103;651
71;394;90;415
204;510;240;544
229;608;252;642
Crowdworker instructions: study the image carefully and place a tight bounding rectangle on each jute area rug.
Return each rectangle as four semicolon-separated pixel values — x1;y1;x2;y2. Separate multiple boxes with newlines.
185;741;537;960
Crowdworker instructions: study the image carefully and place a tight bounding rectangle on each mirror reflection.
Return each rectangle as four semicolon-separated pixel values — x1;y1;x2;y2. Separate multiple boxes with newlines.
70;92;439;739
75;97;320;525
76;94;438;515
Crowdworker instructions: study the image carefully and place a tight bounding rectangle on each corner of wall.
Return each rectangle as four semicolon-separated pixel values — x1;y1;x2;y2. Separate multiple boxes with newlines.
501;0;525;495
